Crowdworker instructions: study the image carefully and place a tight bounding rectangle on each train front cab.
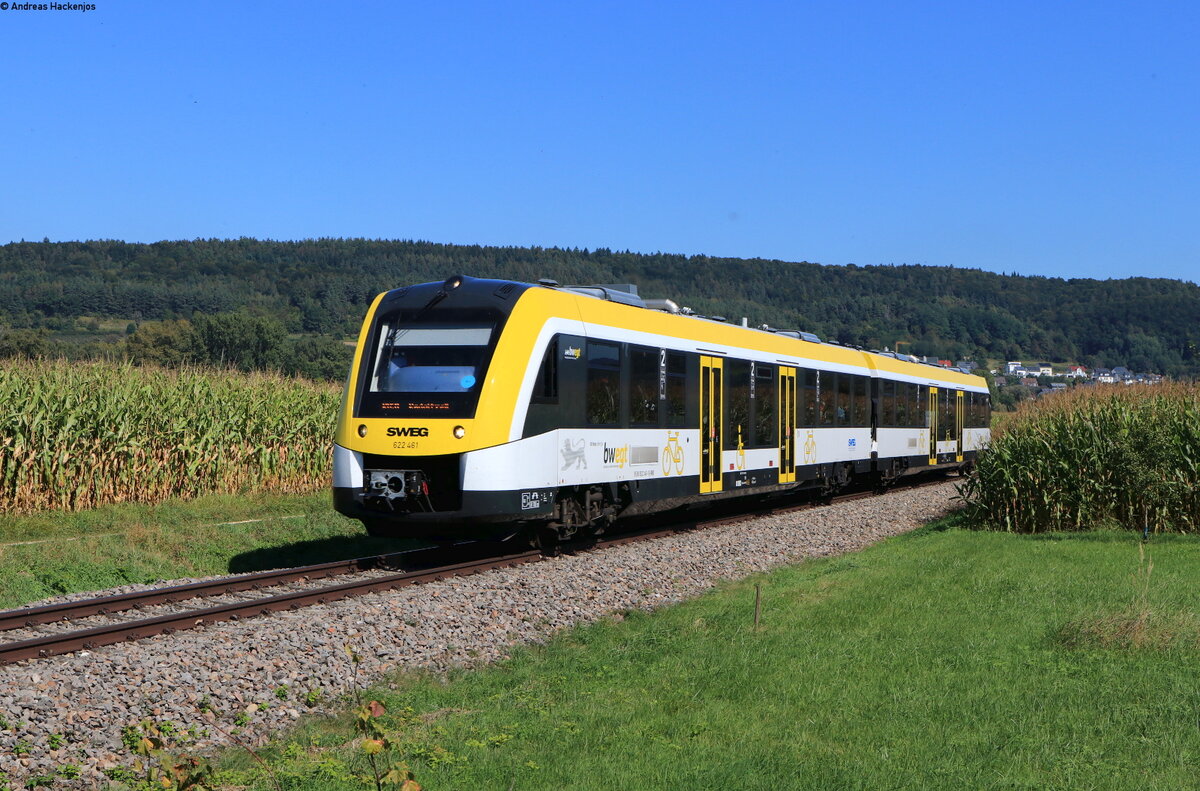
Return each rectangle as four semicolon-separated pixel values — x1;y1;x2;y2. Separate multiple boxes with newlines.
332;276;548;538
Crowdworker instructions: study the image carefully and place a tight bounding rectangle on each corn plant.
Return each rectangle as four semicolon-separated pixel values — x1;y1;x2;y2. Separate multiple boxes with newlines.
959;383;1200;533
0;358;340;513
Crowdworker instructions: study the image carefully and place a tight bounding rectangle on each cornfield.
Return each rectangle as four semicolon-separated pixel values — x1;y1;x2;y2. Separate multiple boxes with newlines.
959;383;1200;533
0;358;340;514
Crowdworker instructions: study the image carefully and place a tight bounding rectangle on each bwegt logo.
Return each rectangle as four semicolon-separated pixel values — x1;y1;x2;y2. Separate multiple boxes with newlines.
602;444;628;467
387;427;430;438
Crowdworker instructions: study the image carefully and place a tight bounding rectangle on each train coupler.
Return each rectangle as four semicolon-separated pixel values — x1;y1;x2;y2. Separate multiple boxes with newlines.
365;470;434;512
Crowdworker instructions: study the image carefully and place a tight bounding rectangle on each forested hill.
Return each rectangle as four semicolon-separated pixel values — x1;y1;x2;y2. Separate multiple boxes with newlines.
1;238;1197;376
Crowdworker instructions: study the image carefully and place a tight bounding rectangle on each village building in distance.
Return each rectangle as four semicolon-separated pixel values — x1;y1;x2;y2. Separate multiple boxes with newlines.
997;360;1163;386
874;351;1164;410
984;360;1165;405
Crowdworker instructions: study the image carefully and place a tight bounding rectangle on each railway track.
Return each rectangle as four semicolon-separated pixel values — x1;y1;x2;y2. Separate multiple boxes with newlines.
0;475;953;665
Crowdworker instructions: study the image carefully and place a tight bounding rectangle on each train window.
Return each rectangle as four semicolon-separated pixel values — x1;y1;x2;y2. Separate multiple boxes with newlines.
818;371;835;426
941;388;954;440
726;360;752;449
629;346;659;426
914;385;925;428
882;380;895;427
530;338;558;403
835;373;851;426
754;363;776;446
666;352;687;426
852;376;868;426
968;392;991;428
586;341;621;425
801;369;818;427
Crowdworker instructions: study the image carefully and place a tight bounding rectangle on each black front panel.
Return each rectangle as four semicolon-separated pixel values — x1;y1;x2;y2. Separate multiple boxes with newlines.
355;278;529;420
361;452;462;511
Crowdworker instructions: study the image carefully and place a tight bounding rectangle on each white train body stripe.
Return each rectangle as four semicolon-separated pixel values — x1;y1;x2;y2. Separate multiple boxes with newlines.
332;443;364;489
963;427;992;452
875;429;929;458
465;428;701;491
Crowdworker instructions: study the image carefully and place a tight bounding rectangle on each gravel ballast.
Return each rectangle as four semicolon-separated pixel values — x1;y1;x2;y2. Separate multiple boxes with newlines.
0;483;959;785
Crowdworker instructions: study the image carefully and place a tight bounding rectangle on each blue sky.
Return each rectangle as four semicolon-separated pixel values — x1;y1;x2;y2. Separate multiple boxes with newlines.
1;0;1196;282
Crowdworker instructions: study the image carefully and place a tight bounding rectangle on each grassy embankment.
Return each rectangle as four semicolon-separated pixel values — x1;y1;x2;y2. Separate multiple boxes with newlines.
206;517;1200;790
198;383;1200;789
0;358;399;609
0;492;407;610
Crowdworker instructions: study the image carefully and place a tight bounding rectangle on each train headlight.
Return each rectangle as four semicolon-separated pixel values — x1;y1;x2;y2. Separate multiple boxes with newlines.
453;425;466;439
357;424;368;438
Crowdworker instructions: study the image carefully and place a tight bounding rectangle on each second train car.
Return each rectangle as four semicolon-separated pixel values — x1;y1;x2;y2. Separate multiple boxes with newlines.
333;276;990;541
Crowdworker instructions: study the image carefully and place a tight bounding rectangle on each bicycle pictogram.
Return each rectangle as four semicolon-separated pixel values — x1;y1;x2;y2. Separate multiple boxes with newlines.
661;431;685;476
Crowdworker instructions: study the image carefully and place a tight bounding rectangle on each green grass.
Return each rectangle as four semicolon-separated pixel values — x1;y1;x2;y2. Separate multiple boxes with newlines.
0;492;417;610
212;516;1200;791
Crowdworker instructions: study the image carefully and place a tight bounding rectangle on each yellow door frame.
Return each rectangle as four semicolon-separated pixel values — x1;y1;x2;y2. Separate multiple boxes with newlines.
700;356;724;493
955;389;964;462
778;367;797;483
927;386;938;466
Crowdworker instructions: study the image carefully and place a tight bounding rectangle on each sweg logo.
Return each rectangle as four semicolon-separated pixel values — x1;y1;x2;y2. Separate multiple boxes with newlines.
602;444;628;467
387;427;429;437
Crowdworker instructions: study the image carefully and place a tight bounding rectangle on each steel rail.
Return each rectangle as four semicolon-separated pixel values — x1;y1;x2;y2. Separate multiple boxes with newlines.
0;549;541;665
0;473;956;665
0;546;452;633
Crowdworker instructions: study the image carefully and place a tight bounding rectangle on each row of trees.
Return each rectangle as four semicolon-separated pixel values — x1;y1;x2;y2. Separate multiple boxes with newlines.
0;312;351;382
1;238;1198;378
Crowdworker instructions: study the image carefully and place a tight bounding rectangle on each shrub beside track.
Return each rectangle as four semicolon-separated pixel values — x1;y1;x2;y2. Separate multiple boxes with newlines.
960;383;1200;533
0;358;338;513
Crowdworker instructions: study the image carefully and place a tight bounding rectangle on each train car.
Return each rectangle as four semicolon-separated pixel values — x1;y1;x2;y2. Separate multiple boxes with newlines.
333;275;990;542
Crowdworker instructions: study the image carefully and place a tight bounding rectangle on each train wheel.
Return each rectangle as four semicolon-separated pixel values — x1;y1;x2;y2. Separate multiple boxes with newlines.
534;525;562;556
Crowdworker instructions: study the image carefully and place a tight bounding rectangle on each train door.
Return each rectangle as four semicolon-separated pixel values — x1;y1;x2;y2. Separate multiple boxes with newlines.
778;367;796;483
927;386;938;466
955;389;964;462
700;356;724;493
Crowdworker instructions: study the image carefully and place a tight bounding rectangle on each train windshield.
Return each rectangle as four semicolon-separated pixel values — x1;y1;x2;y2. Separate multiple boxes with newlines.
369;323;494;394
357;309;503;418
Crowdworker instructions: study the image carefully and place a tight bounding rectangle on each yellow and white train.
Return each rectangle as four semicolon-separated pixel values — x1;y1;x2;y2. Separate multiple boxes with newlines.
333;276;990;541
